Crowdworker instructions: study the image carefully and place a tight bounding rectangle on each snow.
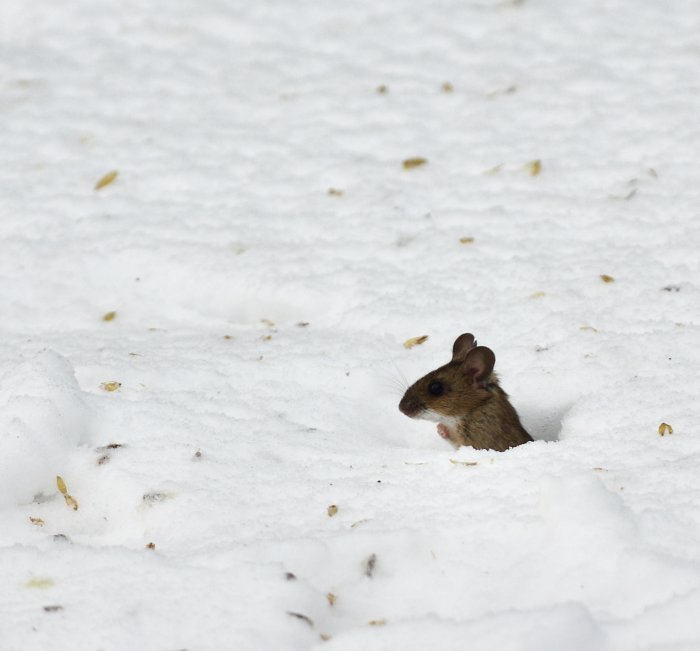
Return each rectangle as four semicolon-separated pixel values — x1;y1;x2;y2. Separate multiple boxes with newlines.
2;0;700;649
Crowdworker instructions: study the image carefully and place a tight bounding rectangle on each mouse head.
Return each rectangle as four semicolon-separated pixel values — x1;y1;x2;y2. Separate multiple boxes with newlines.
398;333;496;421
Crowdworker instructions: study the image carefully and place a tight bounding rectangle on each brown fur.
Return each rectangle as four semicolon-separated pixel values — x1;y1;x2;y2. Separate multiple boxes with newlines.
398;333;532;451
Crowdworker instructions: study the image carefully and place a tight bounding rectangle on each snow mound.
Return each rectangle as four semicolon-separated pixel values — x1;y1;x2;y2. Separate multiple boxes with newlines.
0;350;90;507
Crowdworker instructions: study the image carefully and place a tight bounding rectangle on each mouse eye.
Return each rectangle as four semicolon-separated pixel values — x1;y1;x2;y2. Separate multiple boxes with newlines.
428;381;444;396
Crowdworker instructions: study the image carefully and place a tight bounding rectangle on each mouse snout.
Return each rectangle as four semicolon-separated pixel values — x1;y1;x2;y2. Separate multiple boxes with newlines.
399;394;422;418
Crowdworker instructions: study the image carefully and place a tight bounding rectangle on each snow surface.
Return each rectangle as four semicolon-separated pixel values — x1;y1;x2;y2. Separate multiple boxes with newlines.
2;0;700;649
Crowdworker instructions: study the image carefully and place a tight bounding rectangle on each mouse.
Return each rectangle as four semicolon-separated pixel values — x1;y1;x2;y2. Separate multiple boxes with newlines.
398;333;532;451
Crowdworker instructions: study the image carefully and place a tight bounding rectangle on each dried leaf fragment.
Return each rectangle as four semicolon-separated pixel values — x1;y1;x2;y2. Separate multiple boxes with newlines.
100;381;122;392
326;593;337;606
287;611;314;627
30;517;45;526
449;459;478;466
600;274;615;283
403;335;428;349
459;236;474;244
402;157;428;169
102;311;117;322
327;504;338;517
525;160;542;176
658;422;673;437
364;553;377;578
95;170;118;190
368;619;387;626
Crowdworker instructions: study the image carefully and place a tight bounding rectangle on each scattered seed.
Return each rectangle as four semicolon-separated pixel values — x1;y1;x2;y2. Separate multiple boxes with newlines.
525;160;542;176
102;311;117;322
26;577;54;589
326;593;337;606
142;492;169;504
658;422;673;437
403;335;428;349
483;163;503;175
441;82;454;93
43;605;63;613
364;553;377;578
402;157;428;169
368;619;387;626
600;274;615;283
297;321;310;327
100;381;122;392
99;443;123;450
320;634;332;641
55;477;79;511
192;450;202;460
261;319;275;327
29;517;44;526
327;504;338;517
449;459;478;466
487;85;517;98
376;85;388;94
95;170;118;190
52;534;70;543
350;519;371;528
529;291;546;299
327;188;344;196
224;335;234;340
662;285;680;292
287;612;314;627
97;454;110;465
593;467;608;472
285;572;297;581
146;542;156;550
459;236;474;244
64;495;78;511
580;325;598;332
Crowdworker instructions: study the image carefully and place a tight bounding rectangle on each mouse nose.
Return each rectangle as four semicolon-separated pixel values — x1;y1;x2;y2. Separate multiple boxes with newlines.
399;395;420;417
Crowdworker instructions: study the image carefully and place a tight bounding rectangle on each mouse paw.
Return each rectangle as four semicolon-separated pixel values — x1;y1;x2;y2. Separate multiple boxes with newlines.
437;424;450;439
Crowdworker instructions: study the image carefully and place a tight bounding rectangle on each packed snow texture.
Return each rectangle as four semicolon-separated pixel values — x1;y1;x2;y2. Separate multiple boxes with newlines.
1;0;700;649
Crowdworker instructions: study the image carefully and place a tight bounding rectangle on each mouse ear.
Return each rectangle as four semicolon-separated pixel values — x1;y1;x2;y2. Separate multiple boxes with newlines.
463;346;495;388
452;333;477;362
